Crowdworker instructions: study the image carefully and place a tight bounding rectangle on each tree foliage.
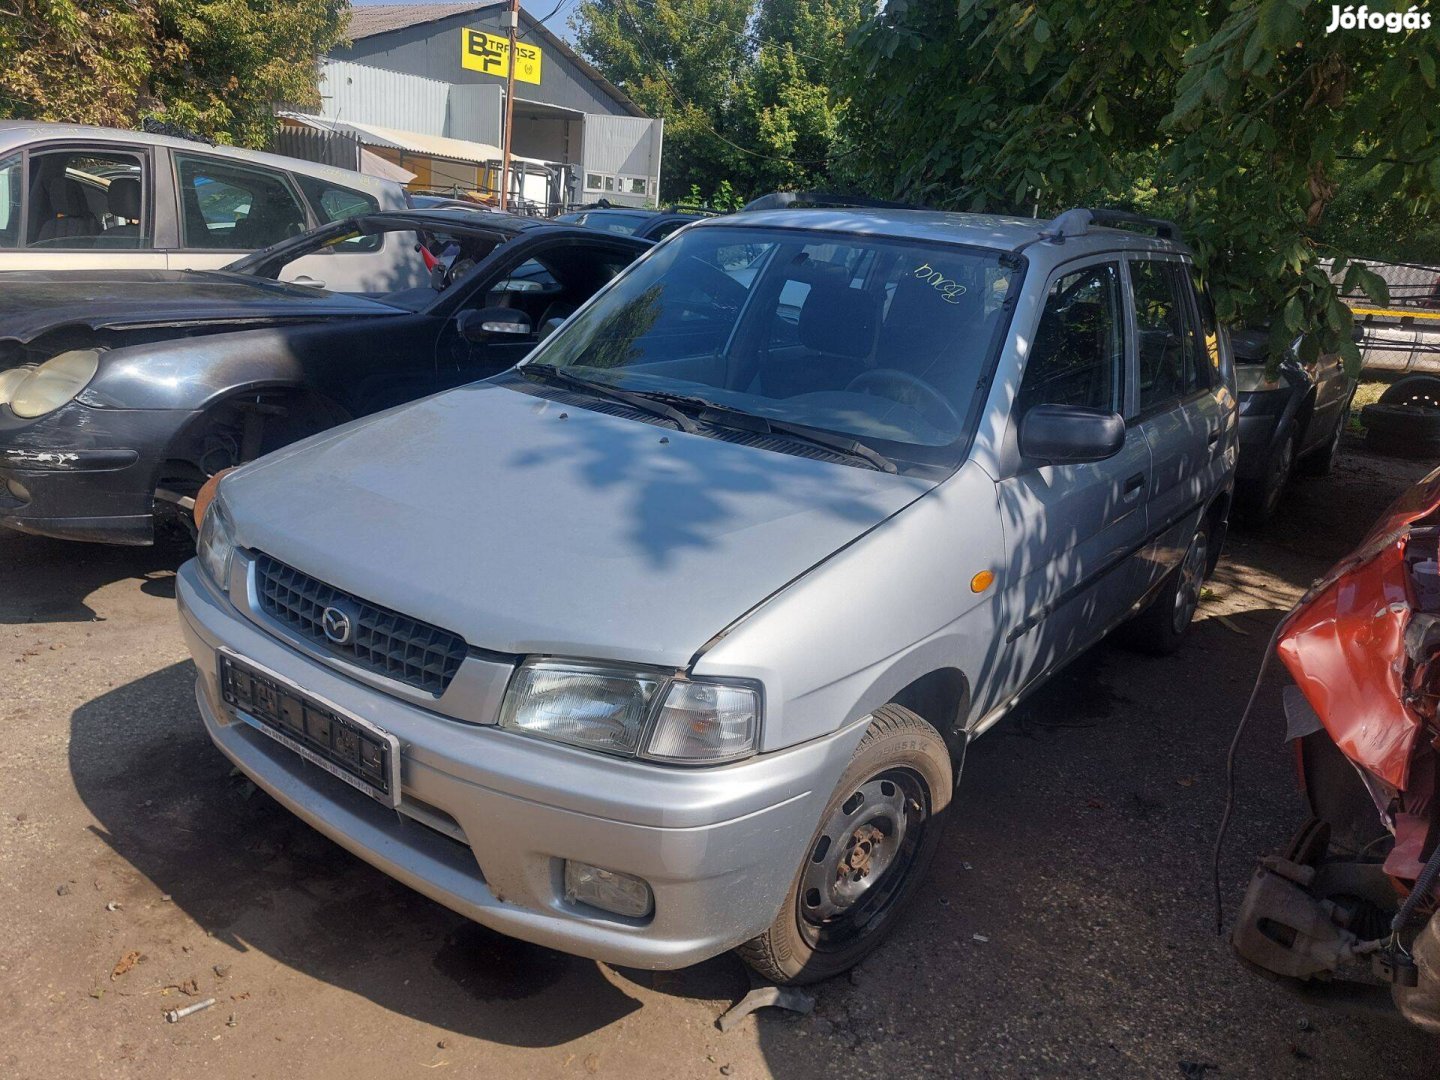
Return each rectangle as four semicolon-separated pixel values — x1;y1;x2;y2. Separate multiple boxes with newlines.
571;0;864;201
0;0;348;147
841;0;1440;372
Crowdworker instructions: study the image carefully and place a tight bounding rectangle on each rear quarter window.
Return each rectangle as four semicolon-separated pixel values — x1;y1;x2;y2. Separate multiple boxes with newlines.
296;177;382;252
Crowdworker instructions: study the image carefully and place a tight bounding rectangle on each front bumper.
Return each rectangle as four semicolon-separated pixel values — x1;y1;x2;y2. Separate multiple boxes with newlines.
176;560;859;969
0;402;194;544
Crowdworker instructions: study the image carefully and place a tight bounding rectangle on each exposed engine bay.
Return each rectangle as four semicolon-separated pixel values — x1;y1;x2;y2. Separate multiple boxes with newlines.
1231;467;1440;1033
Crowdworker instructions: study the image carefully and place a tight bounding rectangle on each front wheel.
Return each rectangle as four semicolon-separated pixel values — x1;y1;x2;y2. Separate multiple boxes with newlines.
737;705;952;985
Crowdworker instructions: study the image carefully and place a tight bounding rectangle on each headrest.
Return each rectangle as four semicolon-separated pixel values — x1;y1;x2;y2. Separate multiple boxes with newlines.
107;177;142;220
48;177;89;217
798;283;880;359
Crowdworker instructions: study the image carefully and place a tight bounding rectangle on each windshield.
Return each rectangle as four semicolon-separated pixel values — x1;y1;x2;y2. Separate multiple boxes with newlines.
523;225;1021;458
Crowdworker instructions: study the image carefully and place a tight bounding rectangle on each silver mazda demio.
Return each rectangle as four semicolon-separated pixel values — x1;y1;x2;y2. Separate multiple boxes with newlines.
178;203;1237;983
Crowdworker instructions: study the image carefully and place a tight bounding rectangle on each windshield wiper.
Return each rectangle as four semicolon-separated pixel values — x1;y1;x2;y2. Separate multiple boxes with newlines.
633;391;898;474
521;365;699;434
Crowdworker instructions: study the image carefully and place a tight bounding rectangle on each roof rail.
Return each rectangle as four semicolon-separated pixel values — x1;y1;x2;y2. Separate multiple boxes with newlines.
740;190;925;213
1042;207;1183;244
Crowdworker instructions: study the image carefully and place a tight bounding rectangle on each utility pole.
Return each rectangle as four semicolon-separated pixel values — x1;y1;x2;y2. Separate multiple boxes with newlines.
499;0;519;212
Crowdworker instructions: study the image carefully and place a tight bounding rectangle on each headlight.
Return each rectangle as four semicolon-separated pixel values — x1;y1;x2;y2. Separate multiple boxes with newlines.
196;495;236;592
499;659;761;763
7;349;101;418
0;365;34;406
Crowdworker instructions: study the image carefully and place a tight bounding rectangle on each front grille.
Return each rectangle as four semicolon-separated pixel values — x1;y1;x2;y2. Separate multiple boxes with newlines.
254;554;468;696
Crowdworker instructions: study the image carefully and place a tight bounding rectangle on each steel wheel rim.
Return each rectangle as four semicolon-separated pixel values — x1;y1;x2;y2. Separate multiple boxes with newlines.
797;768;929;953
1173;531;1208;635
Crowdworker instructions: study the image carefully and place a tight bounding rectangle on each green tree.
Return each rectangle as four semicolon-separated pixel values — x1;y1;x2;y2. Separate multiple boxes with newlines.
739;0;865;191
842;0;1440;371
0;0;348;147
571;0;754;201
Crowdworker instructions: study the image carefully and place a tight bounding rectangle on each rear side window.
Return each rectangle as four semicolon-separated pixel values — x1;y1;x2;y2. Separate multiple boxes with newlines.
1133;259;1206;412
1017;263;1124;415
296;176;381;252
176;153;309;251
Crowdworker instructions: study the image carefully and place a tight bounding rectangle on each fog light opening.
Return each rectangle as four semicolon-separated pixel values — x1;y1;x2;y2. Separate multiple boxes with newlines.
563;860;653;919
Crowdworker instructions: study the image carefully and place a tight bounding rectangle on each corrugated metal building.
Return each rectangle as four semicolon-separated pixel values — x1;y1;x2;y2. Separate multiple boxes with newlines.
278;3;662;211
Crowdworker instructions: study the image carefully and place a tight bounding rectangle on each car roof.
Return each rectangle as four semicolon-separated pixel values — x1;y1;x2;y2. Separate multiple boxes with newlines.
694;207;1191;259
0;120;401;197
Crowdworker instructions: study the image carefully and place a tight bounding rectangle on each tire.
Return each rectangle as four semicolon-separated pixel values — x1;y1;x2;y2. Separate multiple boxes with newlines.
1236;428;1296;525
737;704;952;985
1379;374;1440;409
1296;404;1347;478
1362;402;1440;458
1121;519;1209;657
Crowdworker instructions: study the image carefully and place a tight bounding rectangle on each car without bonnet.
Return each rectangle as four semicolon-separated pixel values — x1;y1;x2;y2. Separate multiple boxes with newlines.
0;208;648;543
178;202;1238;983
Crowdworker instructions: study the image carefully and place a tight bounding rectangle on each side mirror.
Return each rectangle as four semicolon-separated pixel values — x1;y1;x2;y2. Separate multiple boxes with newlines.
457;307;532;343
1019;404;1126;465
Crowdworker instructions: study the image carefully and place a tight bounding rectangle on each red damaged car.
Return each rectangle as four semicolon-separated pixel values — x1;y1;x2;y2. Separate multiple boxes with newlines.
1232;467;1440;1032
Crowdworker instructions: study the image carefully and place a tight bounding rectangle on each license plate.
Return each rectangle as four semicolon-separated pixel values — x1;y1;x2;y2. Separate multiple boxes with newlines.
219;651;401;808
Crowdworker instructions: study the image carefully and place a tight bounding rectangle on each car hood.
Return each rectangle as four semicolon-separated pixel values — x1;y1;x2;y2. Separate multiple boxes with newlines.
0;270;403;343
225;381;936;668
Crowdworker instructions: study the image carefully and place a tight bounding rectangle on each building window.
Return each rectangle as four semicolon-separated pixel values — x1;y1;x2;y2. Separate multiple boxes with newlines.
603;175;615;192
626;177;647;195
584;172;604;191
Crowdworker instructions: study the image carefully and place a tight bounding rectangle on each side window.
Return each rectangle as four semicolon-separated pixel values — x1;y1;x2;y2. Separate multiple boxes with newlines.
295;176;381;252
1132;259;1193;413
0;153;20;248
1016;263;1124;415
176;154;308;251
26;150;149;250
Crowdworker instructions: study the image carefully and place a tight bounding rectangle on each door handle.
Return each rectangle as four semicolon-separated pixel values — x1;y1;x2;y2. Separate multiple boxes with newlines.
1123;473;1145;502
291;275;326;289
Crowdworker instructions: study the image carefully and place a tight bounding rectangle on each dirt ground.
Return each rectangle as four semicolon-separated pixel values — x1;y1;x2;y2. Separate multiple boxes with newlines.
3;439;1440;1080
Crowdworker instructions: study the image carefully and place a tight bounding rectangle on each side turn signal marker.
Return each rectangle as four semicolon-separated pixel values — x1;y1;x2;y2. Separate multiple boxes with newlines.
970;570;994;593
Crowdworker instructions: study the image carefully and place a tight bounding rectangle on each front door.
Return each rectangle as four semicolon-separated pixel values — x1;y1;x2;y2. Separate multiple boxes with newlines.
991;258;1152;705
435;241;643;388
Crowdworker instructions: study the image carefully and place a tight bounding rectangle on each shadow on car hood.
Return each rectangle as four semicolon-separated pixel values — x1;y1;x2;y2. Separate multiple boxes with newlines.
0;270;402;343
226;381;935;668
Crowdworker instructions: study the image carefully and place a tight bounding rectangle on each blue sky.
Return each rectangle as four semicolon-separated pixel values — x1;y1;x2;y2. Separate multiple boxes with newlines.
351;0;586;44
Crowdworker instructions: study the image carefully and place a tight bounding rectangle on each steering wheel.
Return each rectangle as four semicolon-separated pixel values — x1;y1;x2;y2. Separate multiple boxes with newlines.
846;368;962;430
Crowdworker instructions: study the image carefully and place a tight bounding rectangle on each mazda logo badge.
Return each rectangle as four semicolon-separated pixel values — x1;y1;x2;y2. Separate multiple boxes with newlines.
321;604;356;645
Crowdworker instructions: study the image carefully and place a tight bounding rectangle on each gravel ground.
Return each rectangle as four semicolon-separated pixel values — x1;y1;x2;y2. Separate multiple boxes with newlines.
2;439;1438;1079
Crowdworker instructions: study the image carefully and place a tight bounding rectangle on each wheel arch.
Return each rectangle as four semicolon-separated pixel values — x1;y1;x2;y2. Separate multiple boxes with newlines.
886;666;971;768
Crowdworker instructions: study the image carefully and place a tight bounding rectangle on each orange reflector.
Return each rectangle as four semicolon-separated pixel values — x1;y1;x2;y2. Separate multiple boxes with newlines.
192;467;234;528
970;570;994;593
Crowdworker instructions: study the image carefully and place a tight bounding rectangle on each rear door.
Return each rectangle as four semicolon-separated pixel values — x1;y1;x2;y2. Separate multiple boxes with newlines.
992;257;1153;700
1128;256;1227;593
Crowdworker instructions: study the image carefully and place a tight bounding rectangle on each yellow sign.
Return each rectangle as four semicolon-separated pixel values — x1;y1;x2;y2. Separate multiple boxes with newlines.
461;28;542;85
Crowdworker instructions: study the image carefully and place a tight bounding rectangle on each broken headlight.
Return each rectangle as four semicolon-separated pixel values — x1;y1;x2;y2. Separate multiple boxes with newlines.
7;350;101;418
